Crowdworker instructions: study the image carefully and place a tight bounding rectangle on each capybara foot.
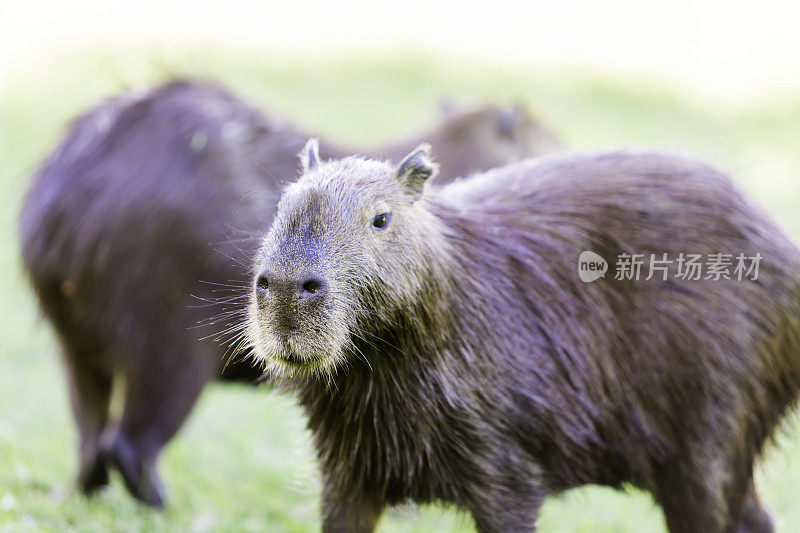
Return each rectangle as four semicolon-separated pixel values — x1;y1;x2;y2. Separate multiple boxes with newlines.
100;434;166;508
78;455;109;494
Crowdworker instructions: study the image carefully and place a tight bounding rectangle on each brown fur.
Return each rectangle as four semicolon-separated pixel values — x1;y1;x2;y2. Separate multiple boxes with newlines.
249;146;800;532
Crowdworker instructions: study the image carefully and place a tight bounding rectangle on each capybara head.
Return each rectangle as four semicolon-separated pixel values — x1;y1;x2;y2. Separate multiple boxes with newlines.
248;139;444;377
436;104;560;171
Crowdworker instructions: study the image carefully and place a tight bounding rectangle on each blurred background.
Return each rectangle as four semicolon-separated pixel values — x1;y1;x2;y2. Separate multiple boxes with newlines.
2;1;800;531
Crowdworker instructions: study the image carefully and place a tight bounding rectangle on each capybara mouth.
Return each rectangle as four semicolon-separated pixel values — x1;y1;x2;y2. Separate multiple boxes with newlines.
279;352;303;365
277;350;322;367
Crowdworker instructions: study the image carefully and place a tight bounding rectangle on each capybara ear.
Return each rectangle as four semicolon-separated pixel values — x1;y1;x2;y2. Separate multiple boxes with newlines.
299;138;320;173
396;144;438;201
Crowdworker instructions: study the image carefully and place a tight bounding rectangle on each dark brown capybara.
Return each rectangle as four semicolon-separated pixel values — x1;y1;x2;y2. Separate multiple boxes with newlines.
18;79;560;507
247;140;800;532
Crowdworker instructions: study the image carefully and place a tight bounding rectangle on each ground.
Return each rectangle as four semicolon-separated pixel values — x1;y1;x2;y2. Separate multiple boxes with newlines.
1;47;800;532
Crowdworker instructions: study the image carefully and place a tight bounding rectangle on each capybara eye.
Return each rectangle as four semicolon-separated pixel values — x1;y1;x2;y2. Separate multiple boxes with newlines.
256;275;269;291
372;213;391;231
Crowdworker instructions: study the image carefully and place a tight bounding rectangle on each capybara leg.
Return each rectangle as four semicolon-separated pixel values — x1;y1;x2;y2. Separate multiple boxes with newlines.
320;485;384;533
738;482;774;533
471;509;540;533
100;429;166;508
63;353;112;494
655;458;749;533
468;482;543;533
102;361;211;508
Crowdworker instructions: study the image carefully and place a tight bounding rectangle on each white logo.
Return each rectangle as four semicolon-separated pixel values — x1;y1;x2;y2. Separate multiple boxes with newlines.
578;251;608;282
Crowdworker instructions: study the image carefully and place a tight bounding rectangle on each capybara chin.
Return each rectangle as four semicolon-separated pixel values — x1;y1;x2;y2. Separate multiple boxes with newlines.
18;79;559;507
248;141;800;532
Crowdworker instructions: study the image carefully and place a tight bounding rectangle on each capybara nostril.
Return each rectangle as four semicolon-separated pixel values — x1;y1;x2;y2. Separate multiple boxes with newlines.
300;277;325;298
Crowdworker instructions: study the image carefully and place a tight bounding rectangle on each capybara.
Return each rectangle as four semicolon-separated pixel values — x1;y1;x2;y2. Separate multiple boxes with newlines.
18;79;559;507
247;141;800;532
376;103;561;179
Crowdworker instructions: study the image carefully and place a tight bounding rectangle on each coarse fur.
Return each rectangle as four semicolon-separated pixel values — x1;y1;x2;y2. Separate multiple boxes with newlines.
17;79;559;506
248;147;800;532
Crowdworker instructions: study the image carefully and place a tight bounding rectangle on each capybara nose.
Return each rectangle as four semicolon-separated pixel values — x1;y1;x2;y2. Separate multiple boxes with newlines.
255;269;326;304
299;276;326;302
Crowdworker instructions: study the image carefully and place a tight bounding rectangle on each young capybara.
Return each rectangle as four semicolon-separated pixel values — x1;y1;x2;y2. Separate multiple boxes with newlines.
18;79;559;507
247;140;800;532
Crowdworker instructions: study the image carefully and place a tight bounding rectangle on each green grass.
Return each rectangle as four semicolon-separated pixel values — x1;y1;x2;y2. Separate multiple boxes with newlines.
2;44;800;531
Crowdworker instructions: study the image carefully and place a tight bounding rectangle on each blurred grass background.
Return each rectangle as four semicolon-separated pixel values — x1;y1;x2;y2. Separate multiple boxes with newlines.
1;45;800;532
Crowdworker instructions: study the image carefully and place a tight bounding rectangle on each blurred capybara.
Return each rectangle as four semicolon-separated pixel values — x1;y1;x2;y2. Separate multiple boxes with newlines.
18;79;559;507
248;141;800;532
377;103;561;179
